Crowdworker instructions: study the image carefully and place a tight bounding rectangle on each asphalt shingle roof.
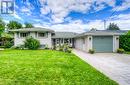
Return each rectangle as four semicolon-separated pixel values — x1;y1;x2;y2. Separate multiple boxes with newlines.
76;30;128;37
52;32;78;38
9;27;54;32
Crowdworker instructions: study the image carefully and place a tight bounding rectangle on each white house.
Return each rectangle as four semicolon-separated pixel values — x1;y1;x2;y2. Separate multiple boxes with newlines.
9;28;77;49
10;28;127;52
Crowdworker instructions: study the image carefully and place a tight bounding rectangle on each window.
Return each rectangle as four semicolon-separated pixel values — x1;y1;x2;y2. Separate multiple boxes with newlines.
38;33;45;37
64;39;69;43
20;33;29;38
56;39;60;44
51;33;55;36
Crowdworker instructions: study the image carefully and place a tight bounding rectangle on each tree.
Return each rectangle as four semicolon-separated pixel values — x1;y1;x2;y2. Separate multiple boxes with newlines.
7;21;22;29
0;18;5;36
126;30;130;35
25;22;34;28
107;23;120;30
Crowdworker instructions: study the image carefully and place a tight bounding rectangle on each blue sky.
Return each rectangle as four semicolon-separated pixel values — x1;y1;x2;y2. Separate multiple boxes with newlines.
0;0;130;33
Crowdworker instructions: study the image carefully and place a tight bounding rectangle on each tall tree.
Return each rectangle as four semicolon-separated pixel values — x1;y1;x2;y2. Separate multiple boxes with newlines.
7;21;22;29
0;18;5;36
107;23;120;30
25;22;34;28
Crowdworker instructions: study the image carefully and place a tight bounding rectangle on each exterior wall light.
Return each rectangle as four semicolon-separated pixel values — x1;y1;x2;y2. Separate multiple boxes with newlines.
89;37;91;40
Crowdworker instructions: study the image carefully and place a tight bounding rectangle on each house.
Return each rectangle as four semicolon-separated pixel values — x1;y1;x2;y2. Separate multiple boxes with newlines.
10;28;127;52
9;28;77;48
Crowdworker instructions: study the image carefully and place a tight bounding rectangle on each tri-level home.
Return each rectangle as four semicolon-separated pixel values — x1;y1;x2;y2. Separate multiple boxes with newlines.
10;27;128;53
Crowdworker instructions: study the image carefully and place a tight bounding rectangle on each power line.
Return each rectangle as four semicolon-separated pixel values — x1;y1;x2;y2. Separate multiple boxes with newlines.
103;1;124;29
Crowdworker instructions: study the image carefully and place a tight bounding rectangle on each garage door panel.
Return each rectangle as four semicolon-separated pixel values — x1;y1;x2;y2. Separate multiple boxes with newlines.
93;36;113;52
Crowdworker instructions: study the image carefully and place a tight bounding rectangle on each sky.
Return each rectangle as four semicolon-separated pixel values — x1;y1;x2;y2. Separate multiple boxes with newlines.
0;0;130;33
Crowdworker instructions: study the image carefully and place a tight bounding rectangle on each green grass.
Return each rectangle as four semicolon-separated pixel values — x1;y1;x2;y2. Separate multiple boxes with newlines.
0;50;118;85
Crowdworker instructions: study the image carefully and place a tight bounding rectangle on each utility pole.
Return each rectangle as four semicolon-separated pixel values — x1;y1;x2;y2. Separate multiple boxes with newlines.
104;20;106;30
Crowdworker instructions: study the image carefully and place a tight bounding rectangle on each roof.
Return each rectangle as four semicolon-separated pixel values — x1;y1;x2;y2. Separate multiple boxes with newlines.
9;27;54;32
52;32;78;38
76;30;128;37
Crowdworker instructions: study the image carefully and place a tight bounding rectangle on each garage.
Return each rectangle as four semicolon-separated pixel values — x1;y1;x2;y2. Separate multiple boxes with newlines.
93;36;113;52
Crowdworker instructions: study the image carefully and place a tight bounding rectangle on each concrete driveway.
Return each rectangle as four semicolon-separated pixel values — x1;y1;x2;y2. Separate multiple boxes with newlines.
73;49;130;85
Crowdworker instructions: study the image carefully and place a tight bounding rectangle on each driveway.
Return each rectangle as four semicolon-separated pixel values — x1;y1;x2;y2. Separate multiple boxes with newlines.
73;49;130;85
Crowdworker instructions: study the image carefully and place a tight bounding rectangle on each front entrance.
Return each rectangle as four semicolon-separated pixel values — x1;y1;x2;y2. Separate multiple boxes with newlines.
52;38;74;47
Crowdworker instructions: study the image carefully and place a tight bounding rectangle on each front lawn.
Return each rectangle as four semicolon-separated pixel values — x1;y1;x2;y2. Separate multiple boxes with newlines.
0;50;118;85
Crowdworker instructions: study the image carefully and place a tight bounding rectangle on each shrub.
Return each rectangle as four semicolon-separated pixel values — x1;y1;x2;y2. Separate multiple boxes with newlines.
55;44;72;53
19;45;25;49
44;44;49;49
119;35;130;51
89;49;95;54
4;41;13;48
0;46;5;48
55;44;64;51
66;48;72;53
24;37;40;50
55;45;60;51
117;48;125;54
63;44;72;53
59;45;64;51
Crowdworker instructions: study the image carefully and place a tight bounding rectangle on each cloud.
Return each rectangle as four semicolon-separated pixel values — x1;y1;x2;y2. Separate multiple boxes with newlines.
40;6;50;15
33;19;87;33
21;7;30;12
46;20;104;33
110;13;130;20
112;0;130;11
108;13;130;30
11;12;23;21
2;0;130;33
39;0;116;23
34;13;130;33
21;6;32;15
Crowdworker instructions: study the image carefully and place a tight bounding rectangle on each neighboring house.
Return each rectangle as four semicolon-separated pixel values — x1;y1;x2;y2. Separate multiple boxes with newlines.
10;28;128;52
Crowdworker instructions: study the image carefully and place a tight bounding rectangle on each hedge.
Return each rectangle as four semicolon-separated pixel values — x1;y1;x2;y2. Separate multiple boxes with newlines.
119;35;130;51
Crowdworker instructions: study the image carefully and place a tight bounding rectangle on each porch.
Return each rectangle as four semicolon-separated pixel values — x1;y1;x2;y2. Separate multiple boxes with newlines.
52;38;75;48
